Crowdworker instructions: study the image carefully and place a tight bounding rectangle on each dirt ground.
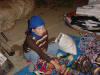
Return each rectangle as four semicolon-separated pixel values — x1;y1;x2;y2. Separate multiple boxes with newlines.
6;1;88;75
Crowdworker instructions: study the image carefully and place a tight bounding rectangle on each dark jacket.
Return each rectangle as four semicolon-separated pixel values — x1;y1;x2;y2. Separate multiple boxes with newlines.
23;33;52;62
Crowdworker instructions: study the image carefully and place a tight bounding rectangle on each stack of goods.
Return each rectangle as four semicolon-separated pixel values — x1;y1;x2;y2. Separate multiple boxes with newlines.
76;2;100;19
79;32;100;75
64;2;100;34
64;12;100;34
71;54;93;74
33;58;57;75
0;52;14;75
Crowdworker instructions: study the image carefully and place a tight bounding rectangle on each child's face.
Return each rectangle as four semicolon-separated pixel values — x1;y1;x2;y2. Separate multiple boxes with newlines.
32;25;46;36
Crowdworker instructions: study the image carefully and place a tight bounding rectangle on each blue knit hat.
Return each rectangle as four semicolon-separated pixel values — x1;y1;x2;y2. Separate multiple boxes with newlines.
29;16;45;29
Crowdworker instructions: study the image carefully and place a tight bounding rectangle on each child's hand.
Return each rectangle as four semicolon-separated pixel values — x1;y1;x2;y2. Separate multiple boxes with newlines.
42;48;46;53
50;60;61;71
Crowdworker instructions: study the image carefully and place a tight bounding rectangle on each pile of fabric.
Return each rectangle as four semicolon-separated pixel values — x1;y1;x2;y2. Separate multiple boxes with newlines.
64;13;100;34
64;1;100;68
64;2;100;34
33;57;73;75
33;54;90;75
33;50;96;75
32;34;100;75
76;1;100;18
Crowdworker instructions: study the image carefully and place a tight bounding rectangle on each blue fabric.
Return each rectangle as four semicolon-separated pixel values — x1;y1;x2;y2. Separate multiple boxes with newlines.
25;29;42;39
24;50;40;65
31;31;42;39
29;16;45;29
14;65;36;75
56;34;84;67
45;42;59;56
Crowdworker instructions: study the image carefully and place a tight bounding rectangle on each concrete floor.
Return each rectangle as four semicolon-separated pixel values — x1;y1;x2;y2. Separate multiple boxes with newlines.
5;7;81;75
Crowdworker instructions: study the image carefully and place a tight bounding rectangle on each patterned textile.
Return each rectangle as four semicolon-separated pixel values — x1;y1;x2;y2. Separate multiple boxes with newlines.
64;13;100;34
33;57;73;75
33;54;92;75
79;33;100;63
71;54;93;74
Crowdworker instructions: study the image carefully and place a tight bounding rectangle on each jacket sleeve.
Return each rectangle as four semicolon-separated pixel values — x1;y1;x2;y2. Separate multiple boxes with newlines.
25;35;52;62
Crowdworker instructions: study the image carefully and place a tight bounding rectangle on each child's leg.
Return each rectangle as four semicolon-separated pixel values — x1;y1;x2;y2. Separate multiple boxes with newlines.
45;42;59;56
24;50;40;65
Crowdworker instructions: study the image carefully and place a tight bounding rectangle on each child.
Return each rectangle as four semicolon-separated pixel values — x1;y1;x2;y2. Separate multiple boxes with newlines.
23;16;61;71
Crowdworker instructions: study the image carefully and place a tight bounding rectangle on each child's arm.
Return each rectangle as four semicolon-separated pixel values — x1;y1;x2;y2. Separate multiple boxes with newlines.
36;34;48;52
25;34;52;62
50;60;65;71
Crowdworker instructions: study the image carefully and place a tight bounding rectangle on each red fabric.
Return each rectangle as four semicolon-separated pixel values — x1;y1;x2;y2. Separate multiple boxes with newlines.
26;60;30;63
39;66;46;72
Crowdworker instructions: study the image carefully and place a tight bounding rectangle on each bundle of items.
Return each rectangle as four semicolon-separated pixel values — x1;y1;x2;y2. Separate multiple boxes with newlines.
0;52;14;75
71;54;93;74
33;58;57;75
64;13;100;34
0;32;14;75
64;2;100;34
76;2;100;18
33;53;92;75
33;57;73;75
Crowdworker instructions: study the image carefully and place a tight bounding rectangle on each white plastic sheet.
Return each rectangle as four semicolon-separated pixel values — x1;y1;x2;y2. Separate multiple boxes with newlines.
55;33;77;55
76;2;100;18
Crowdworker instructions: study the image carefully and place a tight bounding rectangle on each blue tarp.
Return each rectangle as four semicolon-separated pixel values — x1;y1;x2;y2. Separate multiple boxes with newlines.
14;65;36;75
